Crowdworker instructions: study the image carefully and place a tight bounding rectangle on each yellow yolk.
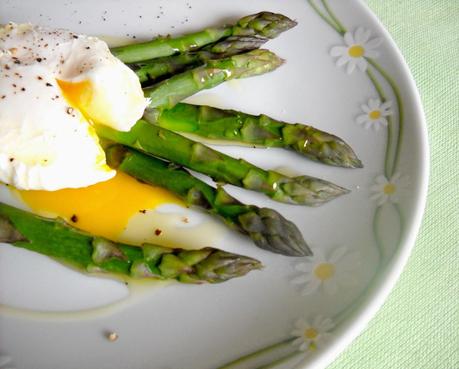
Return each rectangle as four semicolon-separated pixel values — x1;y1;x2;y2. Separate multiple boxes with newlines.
17;172;183;240
57;72;147;131
57;79;96;122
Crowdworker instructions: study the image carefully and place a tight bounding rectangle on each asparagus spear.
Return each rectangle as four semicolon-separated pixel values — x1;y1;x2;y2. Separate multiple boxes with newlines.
143;49;284;111
203;35;268;55
106;145;311;257
155;103;363;168
111;12;297;63
0;202;261;283
96;120;348;206
132;35;268;85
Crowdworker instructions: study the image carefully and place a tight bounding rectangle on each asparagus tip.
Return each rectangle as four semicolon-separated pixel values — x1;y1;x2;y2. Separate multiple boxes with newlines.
236;12;298;39
350;157;364;169
276;175;350;206
238;208;312;257
195;250;263;283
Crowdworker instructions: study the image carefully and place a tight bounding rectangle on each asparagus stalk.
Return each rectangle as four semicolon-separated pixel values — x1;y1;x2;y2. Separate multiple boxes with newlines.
96;120;348;206
111;12;297;63
132;35;268;85
203;35;268;55
155;103;363;168
143;49;284;111
0;202;261;283
106;145;311;257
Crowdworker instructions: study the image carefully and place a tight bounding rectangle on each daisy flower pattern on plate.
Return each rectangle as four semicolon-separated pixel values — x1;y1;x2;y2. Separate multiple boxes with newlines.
356;98;393;130
330;27;382;74
370;173;409;206
291;247;359;296
291;316;334;352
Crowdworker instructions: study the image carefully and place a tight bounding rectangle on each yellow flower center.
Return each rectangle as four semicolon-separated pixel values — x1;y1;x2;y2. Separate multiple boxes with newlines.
348;45;365;58
383;183;396;195
304;327;318;340
314;263;335;281
369;110;382;120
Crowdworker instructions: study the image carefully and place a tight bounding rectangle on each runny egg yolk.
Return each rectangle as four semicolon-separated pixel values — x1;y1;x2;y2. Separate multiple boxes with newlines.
57;79;96;123
15;56;179;241
17;172;183;241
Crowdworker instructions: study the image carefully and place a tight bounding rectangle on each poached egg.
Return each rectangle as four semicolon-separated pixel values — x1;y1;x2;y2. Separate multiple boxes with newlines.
0;23;192;245
0;23;148;190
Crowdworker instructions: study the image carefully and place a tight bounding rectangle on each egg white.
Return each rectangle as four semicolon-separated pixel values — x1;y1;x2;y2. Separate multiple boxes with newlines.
0;23;148;190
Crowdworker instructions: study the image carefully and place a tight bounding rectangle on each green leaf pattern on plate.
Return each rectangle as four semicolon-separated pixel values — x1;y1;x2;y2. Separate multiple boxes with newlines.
216;0;406;367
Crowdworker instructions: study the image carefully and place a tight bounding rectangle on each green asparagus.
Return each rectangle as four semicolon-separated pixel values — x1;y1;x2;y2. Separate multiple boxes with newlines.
143;49;283;111
154;103;363;168
111;12;297;63
131;36;268;85
0;202;261;283
96;120;348;206
106;145;311;257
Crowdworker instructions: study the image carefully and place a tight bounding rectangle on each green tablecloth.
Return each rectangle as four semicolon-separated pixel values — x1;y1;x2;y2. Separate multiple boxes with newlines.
329;1;459;368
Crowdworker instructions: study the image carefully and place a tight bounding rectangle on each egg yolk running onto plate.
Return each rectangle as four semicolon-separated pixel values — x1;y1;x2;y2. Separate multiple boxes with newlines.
17;172;183;240
1;24;184;240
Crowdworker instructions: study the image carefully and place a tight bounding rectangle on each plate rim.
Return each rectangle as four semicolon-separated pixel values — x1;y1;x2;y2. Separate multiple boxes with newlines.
295;1;429;368
0;1;430;368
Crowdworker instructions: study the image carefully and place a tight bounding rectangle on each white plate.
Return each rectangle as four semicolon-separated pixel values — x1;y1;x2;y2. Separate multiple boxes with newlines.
0;1;428;368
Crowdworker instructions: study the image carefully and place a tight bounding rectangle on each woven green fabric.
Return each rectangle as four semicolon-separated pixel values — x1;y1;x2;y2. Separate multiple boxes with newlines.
328;1;459;368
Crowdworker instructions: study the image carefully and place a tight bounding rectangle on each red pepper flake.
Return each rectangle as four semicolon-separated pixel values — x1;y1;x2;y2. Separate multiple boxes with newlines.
9;157;14;162
139;209;147;214
70;214;78;223
46;82;53;87
21;87;25;91
1;95;5;99
154;229;163;236
66;107;74;114
37;75;43;80
36;57;42;62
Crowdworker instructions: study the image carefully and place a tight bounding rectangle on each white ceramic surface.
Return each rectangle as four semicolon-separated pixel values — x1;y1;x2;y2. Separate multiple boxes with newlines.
0;1;428;368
